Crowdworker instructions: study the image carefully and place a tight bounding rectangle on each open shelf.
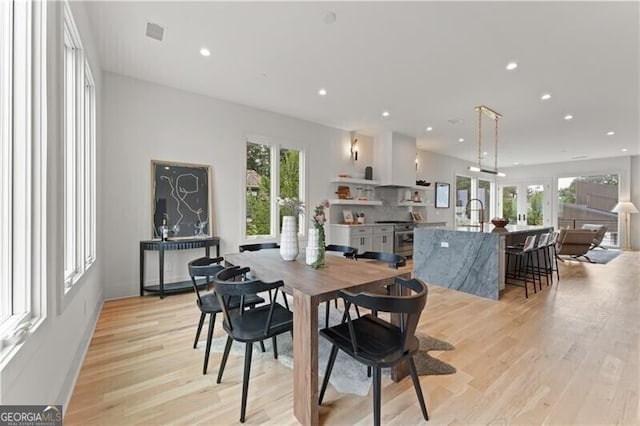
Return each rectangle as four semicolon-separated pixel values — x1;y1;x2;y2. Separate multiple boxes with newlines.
329;198;383;206
397;201;427;207
330;177;379;185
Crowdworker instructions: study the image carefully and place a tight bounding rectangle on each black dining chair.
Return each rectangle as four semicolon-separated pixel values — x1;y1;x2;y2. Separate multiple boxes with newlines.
323;245;359;327
238;242;289;310
238;242;280;252
188;257;265;375
319;277;430;426
354;251;407;269
213;266;294;423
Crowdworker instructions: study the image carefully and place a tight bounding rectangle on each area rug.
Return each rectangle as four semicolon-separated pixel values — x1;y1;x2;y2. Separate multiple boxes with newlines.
202;310;456;396
567;249;622;264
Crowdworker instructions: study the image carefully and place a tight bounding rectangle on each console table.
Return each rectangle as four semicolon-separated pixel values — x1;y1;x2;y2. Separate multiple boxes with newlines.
139;237;220;298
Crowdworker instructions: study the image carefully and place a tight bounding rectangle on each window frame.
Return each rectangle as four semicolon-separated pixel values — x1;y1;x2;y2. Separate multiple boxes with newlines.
62;2;95;291
0;0;47;361
243;135;306;243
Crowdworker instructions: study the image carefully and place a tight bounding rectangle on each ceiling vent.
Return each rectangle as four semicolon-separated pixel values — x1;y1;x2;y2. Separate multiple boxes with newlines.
145;22;165;41
448;118;464;125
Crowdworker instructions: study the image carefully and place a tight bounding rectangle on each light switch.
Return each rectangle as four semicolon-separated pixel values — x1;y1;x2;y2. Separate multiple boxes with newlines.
440;241;449;248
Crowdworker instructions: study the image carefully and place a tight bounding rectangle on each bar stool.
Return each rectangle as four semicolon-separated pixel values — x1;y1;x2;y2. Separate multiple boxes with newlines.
505;235;538;298
534;233;552;288
548;231;560;282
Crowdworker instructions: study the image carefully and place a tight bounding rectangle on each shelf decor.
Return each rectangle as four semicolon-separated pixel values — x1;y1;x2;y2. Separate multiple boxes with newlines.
277;197;305;261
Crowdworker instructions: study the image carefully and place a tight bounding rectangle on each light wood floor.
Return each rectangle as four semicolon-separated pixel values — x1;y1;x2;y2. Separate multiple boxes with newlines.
65;253;640;425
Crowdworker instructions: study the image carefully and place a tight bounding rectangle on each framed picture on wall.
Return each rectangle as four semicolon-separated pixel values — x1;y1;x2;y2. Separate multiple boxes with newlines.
435;182;450;209
151;160;213;239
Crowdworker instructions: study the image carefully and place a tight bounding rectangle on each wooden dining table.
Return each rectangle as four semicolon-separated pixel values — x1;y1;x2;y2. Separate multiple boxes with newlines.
224;249;411;426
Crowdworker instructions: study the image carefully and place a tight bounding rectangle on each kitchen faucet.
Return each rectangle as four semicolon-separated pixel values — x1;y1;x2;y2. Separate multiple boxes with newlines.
465;198;485;231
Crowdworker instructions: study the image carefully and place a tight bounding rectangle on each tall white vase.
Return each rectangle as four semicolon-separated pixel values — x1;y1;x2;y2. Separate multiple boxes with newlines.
306;228;320;265
280;216;299;261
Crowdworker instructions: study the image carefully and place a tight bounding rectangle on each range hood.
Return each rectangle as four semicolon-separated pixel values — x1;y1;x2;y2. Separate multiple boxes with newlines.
373;132;417;187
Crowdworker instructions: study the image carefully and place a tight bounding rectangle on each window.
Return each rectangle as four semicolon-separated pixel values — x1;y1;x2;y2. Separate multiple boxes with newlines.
63;4;96;289
558;174;619;247
455;175;471;226
456;175;494;227
0;0;47;356
245;138;304;239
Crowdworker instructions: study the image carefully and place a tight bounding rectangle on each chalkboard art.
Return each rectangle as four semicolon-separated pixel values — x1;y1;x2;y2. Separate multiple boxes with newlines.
152;160;212;240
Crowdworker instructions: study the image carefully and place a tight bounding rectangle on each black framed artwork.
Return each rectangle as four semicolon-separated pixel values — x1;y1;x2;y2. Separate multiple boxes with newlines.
435;182;450;209
151;160;213;239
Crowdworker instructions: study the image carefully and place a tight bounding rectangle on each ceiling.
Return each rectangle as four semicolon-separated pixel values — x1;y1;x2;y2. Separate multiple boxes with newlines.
85;1;639;167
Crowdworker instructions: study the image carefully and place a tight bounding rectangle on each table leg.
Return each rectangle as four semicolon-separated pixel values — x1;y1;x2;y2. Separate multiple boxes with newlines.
293;289;319;426
389;273;411;382
139;245;144;296
159;248;165;299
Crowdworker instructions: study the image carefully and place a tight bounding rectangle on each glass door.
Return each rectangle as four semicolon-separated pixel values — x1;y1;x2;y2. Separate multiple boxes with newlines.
499;181;551;227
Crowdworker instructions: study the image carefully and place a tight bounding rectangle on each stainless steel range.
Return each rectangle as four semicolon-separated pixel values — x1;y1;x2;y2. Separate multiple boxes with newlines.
374;220;416;257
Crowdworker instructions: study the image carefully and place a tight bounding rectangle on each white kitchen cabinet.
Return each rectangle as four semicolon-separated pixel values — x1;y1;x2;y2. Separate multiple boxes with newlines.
373;226;394;253
330;224;373;254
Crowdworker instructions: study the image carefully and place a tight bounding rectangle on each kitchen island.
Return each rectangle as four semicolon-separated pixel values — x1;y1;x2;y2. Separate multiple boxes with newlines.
413;226;553;299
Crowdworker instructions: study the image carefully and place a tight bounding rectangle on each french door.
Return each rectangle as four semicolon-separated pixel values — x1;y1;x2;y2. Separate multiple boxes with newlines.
498;181;552;227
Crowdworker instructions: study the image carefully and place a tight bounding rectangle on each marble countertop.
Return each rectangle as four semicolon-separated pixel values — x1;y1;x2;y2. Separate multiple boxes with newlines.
453;225;553;234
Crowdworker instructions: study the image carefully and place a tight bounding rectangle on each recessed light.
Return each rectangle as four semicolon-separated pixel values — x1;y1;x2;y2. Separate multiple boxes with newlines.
514;162;520;165
318;88;327;96
564;114;573;120
541;93;551;100
458;138;464;142
606;131;615;136
323;11;337;25
382;111;390;117
482;151;488;156
506;62;518;71
426;126;433;132
200;47;211;57
621;148;628;152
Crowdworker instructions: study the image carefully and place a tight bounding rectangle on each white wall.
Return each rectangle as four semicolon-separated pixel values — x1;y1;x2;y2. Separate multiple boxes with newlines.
0;1;104;409
102;72;369;299
416;149;493;227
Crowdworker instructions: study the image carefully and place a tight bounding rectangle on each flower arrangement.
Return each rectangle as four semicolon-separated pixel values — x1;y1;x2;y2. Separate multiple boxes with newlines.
277;197;306;217
311;200;330;269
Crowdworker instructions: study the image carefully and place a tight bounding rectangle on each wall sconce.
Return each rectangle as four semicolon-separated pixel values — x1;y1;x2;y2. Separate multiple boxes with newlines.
415;153;418;171
350;136;358;162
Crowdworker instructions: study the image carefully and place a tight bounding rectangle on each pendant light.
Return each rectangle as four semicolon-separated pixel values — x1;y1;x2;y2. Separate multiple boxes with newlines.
468;105;505;177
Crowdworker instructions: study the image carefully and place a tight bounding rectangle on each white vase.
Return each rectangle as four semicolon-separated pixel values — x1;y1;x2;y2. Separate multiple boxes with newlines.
280;216;299;261
306;228;320;265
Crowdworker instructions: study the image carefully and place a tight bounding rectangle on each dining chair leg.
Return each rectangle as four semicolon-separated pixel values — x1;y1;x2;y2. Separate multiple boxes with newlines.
240;342;253;423
272;336;278;359
259;340;266;353
367;366;372;377
193;312;206;348
217;336;233;384
203;313;216;375
372;366;381;426
319;345;339;404
408;356;429;421
325;301;330;328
